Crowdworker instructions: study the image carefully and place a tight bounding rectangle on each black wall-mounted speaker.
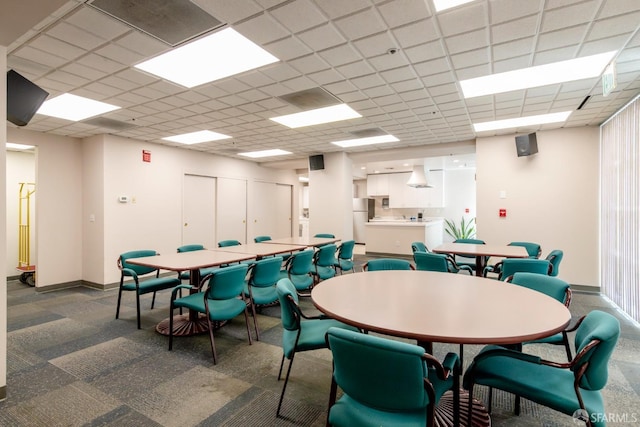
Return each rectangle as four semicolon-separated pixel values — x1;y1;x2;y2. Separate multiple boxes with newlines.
7;70;49;127
309;154;325;170
515;132;538;157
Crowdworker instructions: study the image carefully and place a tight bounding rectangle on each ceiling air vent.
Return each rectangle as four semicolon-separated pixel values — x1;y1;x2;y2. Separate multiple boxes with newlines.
88;0;224;46
349;128;387;138
278;88;341;109
82;117;138;131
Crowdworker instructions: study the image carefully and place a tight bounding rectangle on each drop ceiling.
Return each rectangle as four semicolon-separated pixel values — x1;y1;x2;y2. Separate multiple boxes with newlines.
3;0;640;172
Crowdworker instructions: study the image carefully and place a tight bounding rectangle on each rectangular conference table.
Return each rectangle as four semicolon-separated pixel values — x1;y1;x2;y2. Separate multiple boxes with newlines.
213;242;307;259
263;236;340;247
125;250;257;336
312;270;571;427
433;242;529;276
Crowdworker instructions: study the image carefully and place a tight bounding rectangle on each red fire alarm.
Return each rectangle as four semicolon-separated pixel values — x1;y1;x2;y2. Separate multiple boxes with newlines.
142;150;151;162
465;208;470;213
499;208;507;218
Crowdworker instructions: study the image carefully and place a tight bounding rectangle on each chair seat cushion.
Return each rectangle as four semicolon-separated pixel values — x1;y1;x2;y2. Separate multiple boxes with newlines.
526;332;563;345
282;319;358;359
244;283;278;306
312;266;336;280
335;259;354;271
173;293;248;321
279;271;314;291
122;276;180;294
467;350;605;417
329;394;427;427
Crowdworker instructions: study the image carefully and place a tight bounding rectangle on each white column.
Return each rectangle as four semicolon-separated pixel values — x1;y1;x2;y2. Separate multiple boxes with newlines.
308;152;353;241
1;44;8;400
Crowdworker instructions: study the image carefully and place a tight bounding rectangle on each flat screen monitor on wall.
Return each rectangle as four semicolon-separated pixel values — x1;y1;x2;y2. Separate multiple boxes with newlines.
515;132;538;157
7;69;50;127
309;154;325;170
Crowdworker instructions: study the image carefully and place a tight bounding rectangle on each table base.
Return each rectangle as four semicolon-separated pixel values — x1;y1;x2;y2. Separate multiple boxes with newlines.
436;389;491;427
155;314;210;336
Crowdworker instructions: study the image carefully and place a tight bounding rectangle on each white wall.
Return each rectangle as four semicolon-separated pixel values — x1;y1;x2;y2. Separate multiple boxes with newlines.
1;44;8;398
439;168;476;242
308;152;353;240
5;151;35;277
476;127;599;287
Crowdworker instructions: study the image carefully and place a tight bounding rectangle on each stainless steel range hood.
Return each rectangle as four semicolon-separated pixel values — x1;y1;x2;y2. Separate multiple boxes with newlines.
407;165;433;188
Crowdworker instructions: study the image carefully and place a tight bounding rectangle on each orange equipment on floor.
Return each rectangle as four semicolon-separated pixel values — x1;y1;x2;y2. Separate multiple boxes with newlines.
17;182;36;286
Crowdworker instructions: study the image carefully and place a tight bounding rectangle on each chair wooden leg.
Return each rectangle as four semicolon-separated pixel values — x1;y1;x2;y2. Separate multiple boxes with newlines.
206;315;218;365
326;375;338;427
563;332;573;361
115;286;123;319
243;308;254;345
277;353;296;417
249;301;260;341
151;291;156;309
277;354;286;380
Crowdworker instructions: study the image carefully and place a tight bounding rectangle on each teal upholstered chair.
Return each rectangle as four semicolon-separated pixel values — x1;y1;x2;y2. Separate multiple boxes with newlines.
254;235;272;242
218;239;241;247
275;278;359;417
483;258;551;280
279;249;315;293
452;238;488;269
508;241;542;258
362;258;414;271
312;243;338;283
411;241;429;253
176;244;218;282
545;249;564;276
168;264;253;364
333;240;356;274
314;233;335;238
413;251;473;275
463;310;620;427
325;327;460;427
245;256;283;339
116;250;181;329
509;272;573;360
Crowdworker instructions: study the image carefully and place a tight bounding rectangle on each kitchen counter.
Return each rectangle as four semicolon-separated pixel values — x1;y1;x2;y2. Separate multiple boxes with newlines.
365;219;443;255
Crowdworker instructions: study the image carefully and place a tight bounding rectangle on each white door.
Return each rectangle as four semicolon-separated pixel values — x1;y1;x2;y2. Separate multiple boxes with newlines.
217;177;247;243
275;184;292;238
253;181;275;239
183;174;216;248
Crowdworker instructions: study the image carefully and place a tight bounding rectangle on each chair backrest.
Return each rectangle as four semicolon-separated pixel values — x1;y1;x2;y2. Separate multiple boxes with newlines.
545;249;564;277
572;310;620;391
276;278;301;331
314;233;335;238
454;238;485;245
508;241;542;258
326;327;430;411
510;272;570;306
119;250;158;276
254;235;272;243
411;241;429;253
499;258;551;280
413;251;449;272
218;239;241;247
287;249;315;275
249;256;283;288
204;264;249;300
314;244;337;267
337;240;355;260
364;258;413;271
177;244;205;253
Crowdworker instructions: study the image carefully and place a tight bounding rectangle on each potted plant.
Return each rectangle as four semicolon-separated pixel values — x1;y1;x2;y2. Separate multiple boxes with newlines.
444;217;476;240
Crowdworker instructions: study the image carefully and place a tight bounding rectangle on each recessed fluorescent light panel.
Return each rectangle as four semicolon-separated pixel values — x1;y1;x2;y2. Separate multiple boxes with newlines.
270;104;361;128
238;149;292;158
6;142;34;150
433;0;477;12
37;93;120;121
331;135;399;148
460;51;617;98
473;111;571;132
135;27;279;88
162;130;231;145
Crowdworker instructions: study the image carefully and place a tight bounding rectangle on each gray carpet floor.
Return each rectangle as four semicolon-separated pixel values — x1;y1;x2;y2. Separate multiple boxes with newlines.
2;255;639;426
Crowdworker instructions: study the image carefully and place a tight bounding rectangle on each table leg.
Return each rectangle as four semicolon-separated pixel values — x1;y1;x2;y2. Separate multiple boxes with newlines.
475;256;486;276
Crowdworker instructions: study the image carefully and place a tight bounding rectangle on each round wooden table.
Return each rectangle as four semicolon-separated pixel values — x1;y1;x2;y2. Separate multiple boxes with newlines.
311;270;571;427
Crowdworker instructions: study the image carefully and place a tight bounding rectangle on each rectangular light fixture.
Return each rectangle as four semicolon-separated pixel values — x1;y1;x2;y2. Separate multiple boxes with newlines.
270;104;361;128
6;142;35;150
433;0;476;12
331;134;399;148
238;149;292;158
135;27;279;88
473;111;571;132
37;93;120;121
162;130;231;145
460;51;617;98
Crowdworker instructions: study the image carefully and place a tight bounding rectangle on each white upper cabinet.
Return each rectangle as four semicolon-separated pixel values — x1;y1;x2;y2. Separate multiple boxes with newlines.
366;174;390;196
